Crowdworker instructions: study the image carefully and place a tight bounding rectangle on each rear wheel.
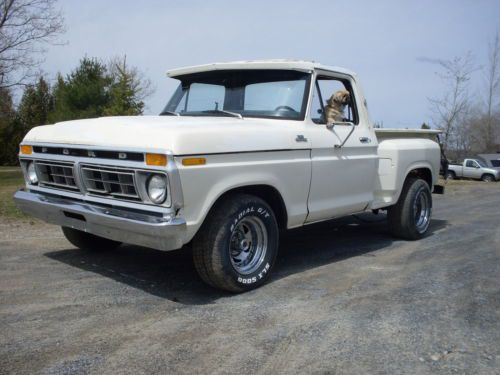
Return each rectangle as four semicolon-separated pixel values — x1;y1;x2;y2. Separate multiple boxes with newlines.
481;174;494;182
62;227;122;251
387;177;432;240
192;193;279;292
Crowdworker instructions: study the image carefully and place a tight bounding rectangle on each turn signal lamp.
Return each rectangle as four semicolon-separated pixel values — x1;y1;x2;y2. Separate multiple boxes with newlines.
182;157;206;166
20;145;33;155
146;153;167;166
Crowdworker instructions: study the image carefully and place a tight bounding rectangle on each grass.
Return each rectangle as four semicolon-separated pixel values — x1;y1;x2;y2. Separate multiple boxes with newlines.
0;166;27;220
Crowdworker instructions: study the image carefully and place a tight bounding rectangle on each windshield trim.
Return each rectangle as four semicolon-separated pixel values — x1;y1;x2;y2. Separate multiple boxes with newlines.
161;70;312;121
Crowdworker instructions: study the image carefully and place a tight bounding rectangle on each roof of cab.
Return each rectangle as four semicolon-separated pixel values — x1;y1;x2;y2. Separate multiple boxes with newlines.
166;59;356;78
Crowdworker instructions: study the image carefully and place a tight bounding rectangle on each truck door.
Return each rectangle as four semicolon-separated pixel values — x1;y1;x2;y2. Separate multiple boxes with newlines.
305;73;378;222
464;159;481;179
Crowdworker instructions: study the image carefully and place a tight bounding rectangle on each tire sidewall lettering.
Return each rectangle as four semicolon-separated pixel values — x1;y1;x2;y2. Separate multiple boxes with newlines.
236;262;271;284
230;205;271;232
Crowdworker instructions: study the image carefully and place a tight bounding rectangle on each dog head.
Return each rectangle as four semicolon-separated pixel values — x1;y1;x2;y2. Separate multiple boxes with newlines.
327;90;350;106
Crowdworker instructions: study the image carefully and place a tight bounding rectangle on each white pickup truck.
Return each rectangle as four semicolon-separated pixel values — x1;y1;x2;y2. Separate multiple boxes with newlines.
15;60;444;292
446;158;500;182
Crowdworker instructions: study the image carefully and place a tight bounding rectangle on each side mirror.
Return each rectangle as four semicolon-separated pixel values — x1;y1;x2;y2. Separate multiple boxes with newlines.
327;121;353;130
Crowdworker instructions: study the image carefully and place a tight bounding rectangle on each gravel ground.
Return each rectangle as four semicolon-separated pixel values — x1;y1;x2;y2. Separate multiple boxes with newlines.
0;181;499;374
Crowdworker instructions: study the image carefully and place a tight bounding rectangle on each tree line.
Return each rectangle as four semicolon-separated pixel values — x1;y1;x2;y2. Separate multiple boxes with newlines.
424;34;500;161
1;0;153;165
0;56;153;165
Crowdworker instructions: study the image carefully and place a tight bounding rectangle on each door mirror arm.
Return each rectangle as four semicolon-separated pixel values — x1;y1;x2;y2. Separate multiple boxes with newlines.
327;122;355;148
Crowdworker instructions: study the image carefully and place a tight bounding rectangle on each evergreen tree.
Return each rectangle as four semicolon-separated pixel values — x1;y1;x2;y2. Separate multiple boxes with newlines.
0;87;15;125
0;87;21;165
18;77;53;128
50;57;111;122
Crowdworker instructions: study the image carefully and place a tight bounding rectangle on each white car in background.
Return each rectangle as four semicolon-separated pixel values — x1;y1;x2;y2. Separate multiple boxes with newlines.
447;158;500;182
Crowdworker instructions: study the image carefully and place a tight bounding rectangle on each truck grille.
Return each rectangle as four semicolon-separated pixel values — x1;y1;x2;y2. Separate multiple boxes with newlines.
35;161;79;191
81;164;140;201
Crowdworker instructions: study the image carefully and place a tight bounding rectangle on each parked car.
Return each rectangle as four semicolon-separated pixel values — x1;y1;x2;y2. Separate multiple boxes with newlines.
447;158;500;182
14;60;444;292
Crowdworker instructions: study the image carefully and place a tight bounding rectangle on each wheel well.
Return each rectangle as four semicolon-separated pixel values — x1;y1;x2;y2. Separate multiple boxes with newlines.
408;168;432;187
214;185;288;230
482;173;494;179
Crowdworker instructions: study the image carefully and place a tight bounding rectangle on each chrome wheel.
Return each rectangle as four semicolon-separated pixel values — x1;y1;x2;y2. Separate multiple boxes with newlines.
414;188;431;233
230;216;268;275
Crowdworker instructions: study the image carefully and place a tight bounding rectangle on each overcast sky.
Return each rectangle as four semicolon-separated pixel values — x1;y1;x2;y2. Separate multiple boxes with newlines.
40;0;499;128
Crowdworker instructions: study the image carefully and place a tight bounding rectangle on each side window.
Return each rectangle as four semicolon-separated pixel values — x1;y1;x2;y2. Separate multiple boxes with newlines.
465;160;475;168
310;83;324;124
311;77;358;124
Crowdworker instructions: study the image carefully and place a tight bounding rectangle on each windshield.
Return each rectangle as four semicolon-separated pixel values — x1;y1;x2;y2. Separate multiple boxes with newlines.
161;70;311;120
476;159;487;167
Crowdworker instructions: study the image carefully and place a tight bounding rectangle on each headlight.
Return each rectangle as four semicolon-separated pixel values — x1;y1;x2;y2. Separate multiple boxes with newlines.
147;174;167;204
27;162;38;184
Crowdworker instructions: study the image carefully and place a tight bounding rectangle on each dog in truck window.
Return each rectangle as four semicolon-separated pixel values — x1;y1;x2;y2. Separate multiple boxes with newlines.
324;90;350;124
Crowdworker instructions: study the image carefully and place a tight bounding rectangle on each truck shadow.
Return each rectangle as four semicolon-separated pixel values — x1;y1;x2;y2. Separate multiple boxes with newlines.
44;213;448;305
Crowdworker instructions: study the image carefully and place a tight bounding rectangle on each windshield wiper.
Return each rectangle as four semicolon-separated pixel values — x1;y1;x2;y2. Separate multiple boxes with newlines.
201;109;243;119
159;110;180;116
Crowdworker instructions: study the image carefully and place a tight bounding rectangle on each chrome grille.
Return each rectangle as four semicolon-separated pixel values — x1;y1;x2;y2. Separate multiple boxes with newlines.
81;164;140;201
35;161;78;191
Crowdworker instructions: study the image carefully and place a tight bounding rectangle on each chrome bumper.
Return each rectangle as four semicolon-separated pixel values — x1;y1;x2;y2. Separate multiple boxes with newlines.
14;189;186;251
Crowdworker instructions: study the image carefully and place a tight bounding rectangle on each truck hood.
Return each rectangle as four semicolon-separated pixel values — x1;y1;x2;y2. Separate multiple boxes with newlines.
24;116;304;155
485;167;500;174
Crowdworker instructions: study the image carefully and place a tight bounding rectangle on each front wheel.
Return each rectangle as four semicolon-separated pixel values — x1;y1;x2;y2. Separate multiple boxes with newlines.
387;178;432;240
481;174;494;182
445;171;455;180
192;193;279;292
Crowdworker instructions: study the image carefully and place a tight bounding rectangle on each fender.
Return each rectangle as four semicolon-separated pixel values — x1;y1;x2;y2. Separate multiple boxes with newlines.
395;161;435;200
174;150;312;242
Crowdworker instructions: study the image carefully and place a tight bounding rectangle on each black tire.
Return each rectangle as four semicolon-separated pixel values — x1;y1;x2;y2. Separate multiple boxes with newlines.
445;171;455;180
192;193;279;292
481;174;494;182
387;177;432;240
62;227;122;251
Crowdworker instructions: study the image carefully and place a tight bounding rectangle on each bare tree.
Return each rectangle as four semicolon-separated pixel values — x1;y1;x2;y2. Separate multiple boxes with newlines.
0;0;65;88
107;56;154;104
420;53;477;152
483;33;500;152
103;55;155;115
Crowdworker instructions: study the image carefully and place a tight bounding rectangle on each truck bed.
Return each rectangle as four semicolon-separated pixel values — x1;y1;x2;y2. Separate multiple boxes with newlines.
375;128;442;140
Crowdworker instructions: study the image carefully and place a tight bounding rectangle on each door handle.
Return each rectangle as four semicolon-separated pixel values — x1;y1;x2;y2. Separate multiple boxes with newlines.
296;134;308;142
359;137;371;143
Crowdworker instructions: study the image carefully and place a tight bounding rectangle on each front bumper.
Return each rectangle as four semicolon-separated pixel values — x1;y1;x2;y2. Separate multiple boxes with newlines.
14;189;186;251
